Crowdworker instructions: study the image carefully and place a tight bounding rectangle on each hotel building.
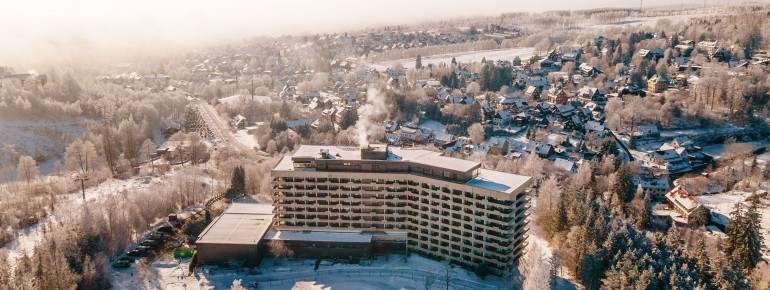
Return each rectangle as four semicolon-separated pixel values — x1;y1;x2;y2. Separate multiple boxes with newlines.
270;144;531;275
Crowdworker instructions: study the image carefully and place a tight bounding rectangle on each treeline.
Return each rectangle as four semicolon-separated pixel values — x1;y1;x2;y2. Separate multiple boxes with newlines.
510;158;758;289
369;40;510;63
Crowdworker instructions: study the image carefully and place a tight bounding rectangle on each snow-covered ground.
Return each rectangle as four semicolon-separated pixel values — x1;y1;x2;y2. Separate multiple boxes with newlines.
234;128;259;151
586;11;718;30
0;119;84;175
2;174;169;263
369;47;535;71
701;139;770;160
418;120;447;134
113;254;511;290
696;188;770;260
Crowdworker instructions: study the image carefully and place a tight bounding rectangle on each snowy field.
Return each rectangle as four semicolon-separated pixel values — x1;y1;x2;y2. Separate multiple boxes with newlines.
112;254;511;290
586;11;718;30
234;127;259;150
0;119;84;175
369;47;535;71
701;139;770;160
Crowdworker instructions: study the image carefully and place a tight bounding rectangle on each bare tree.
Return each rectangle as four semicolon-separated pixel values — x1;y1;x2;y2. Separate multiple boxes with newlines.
140;139;157;172
267;240;294;259
468;123;485;145
64;139;99;174
520;242;552;290
16;156;38;184
118;117;140;166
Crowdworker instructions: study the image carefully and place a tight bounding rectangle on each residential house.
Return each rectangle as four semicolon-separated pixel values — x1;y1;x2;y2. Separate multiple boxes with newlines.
433;132;456;147
636;125;660;139
647;75;671;93
400;126;430;143
639;48;664;60
554;104;576;119
584;121;606;137
525;86;542;100
498;96;528;112
525;141;554;158
646;143;692;175
493;111;512;126
633;176;671;199
554;158;578;174
383;121;399;133
488;137;510;155
287;118;315;130
665;186;709;225
549;88;569;105
578;63;601;77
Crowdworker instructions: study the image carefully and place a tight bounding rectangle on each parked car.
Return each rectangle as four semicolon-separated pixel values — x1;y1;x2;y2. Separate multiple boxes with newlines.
140;240;158;247
157;224;174;233
127;246;149;257
118;256;136;263
149;232;167;241
112;260;130;268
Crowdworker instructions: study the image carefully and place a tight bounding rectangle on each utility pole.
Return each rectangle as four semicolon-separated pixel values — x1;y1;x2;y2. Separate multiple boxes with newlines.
75;174;89;200
640;0;643;12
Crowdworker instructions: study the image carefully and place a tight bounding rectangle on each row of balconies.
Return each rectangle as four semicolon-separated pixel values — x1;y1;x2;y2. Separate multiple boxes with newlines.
274;188;518;214
274;180;518;207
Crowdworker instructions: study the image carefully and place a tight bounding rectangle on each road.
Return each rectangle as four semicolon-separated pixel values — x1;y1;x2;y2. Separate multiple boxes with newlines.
190;98;251;153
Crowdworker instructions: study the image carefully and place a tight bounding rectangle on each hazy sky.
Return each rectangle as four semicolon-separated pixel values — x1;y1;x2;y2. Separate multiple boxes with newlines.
0;0;720;68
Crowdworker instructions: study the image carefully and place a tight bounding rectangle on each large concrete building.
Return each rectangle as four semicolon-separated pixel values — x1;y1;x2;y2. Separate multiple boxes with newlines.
271;144;532;275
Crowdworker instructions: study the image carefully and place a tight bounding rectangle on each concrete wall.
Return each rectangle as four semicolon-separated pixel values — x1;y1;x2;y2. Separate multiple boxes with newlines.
196;243;262;266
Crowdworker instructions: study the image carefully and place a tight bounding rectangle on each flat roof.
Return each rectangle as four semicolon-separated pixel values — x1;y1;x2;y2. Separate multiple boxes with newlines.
466;169;532;194
197;203;274;245
264;230;373;243
276;145;480;173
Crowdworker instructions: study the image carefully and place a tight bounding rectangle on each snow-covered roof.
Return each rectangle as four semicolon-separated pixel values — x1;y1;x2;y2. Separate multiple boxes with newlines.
465;169;531;194
666;186;703;213
554;158;576;173
197;203;274;246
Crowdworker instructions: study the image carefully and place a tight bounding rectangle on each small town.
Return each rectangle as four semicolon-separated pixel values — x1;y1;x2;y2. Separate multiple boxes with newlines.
1;1;770;289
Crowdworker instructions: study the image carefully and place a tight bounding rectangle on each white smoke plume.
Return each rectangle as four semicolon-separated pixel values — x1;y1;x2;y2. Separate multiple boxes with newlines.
357;88;390;148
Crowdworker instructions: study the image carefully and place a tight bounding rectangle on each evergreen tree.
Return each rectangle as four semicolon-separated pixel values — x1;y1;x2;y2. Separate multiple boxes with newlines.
694;238;712;284
611;165;635;204
424;102;441;120
551;196;568;237
599;137;618;156
339;106;358;129
628;135;637;150
415;55;422;69
280;100;292;119
742;194;764;270
724;203;744;258
468;102;483;124
633;189;651;229
230;165;246;195
715;257;751;290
